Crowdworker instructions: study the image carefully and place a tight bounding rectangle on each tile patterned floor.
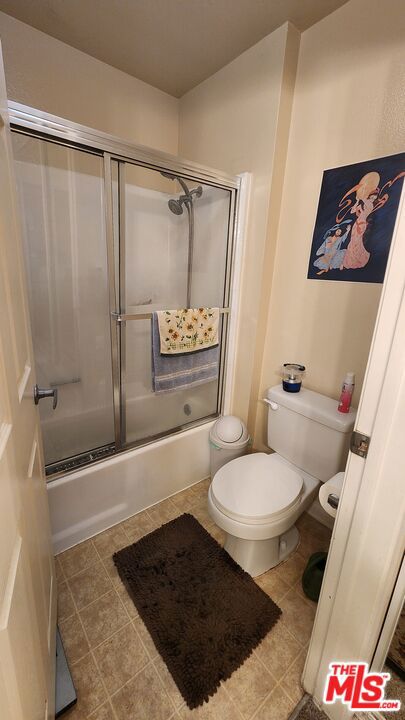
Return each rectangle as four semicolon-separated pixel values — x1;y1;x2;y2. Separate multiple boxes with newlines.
57;478;331;720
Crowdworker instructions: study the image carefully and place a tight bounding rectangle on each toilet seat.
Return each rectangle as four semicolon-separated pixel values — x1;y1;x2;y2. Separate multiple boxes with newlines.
211;453;303;525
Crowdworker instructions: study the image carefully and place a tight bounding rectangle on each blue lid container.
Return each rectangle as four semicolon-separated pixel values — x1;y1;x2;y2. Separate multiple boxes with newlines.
282;363;305;393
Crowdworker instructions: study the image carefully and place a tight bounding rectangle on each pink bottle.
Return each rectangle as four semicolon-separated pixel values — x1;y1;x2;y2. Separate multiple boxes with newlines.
338;372;355;413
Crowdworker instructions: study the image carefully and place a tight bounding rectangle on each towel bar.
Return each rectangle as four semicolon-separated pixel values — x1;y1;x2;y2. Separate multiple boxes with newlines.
111;308;230;322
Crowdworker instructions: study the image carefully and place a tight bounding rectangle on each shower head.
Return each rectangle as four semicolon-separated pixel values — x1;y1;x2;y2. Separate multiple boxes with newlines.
168;198;184;215
161;171;203;215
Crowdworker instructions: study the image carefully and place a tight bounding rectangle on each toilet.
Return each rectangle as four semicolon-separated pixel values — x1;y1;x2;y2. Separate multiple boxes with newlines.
208;385;356;576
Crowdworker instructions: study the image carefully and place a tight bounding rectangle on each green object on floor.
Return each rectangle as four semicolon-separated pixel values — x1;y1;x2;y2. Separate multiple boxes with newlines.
302;552;327;602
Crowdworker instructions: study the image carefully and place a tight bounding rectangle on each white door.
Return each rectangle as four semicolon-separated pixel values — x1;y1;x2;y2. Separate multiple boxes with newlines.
0;43;56;720
303;189;405;718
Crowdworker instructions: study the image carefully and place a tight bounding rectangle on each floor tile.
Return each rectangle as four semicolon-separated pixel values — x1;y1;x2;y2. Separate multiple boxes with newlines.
255;621;301;680
179;685;240;720
88;701;116;720
223;652;276;718
255;571;290;604
59;613;90;664
115;580;139;619
92;524;129;559
57;581;76;621
93;623;149;695
80;590;129;648
147;498;180;526
293;578;316;604
207;523;226;546
55;556;64;582
70;653;107;717
56;498;322;720
121;510;156;542
276;551;307;587
154;656;184;710
191;478;211;502
190;498;214;530
69;561;112;611
132;616;159;659
170;486;199;512
299;534;330;558
280;649;307;705
111;663;173;720
62;703;84;720
297;515;331;558
253;684;296;720
59;539;99;579
278;590;316;646
100;554;122;586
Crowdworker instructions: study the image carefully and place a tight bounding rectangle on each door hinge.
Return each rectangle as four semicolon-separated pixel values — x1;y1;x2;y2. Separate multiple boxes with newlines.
350;430;370;458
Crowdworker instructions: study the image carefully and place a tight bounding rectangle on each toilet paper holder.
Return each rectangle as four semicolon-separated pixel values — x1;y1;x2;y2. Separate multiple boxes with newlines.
327;493;339;510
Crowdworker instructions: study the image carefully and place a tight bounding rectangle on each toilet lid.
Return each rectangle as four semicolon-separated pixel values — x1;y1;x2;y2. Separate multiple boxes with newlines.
211;453;303;524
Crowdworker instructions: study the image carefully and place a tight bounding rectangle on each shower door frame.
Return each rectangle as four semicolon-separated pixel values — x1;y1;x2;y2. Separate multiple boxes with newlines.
9;102;241;474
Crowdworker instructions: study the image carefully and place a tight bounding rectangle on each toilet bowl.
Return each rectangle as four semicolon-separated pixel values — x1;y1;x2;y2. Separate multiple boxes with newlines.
207;385;356;576
208;452;319;576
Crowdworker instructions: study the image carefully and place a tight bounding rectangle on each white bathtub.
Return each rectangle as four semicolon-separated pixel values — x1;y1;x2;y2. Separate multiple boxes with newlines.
48;420;214;553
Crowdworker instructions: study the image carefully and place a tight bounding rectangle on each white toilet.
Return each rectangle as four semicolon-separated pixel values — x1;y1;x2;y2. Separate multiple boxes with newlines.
208;385;356;576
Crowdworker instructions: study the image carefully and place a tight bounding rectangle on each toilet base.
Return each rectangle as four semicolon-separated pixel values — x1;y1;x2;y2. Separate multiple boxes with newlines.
224;525;300;577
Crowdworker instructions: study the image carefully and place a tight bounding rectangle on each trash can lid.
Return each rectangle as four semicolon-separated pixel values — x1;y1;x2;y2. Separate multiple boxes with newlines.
214;415;245;443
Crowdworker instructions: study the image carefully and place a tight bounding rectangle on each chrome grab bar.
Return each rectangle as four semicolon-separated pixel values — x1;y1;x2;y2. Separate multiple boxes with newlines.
50;378;81;387
111;308;230;322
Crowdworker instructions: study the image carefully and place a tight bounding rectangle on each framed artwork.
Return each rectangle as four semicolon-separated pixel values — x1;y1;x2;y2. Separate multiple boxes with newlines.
307;153;405;283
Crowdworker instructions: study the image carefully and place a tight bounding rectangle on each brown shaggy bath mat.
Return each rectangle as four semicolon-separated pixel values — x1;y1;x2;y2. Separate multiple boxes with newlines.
113;513;281;708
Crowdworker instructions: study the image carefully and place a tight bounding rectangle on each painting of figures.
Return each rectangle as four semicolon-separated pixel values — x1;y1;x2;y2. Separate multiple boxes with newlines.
307;153;405;283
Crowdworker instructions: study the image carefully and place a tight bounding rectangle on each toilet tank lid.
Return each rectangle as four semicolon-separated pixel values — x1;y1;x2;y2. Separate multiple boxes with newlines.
267;385;356;433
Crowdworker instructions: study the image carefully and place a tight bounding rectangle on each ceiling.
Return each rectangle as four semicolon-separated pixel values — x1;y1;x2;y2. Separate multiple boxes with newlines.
0;0;349;97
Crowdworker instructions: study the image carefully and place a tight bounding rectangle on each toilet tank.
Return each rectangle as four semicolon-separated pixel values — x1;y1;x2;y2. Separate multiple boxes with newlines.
266;385;356;481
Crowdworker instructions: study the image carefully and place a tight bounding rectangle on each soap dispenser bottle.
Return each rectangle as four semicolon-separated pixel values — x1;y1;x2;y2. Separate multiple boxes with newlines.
338;372;355;413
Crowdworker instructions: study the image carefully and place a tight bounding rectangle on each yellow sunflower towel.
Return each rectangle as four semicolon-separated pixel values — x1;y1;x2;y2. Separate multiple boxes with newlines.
156;308;220;355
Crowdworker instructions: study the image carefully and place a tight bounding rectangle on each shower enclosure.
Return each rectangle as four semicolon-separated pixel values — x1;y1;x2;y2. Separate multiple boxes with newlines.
10;104;239;478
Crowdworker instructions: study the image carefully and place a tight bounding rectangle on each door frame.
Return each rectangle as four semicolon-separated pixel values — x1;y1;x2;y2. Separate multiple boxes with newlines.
303;188;405;719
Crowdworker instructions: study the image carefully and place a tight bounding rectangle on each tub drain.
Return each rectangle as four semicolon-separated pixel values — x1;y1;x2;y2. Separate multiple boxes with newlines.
183;403;192;416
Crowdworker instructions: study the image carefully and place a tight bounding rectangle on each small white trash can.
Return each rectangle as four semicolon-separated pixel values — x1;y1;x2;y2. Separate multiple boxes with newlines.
209;415;250;478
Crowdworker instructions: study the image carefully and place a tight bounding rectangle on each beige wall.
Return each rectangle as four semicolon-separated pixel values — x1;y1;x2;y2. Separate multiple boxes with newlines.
253;0;405;448
1;2;403;451
179;23;300;426
0;11;178;154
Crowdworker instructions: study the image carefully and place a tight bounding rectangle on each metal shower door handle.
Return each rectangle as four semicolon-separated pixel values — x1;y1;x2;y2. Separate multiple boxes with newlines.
33;384;58;410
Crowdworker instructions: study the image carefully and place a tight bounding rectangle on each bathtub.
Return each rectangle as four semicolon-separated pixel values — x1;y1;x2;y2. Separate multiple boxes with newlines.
47;420;214;554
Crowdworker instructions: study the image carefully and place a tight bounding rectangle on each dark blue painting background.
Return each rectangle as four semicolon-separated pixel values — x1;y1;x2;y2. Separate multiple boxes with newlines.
307;153;405;283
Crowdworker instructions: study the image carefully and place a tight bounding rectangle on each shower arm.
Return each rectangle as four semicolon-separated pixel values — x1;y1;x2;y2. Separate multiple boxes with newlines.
161;171;191;199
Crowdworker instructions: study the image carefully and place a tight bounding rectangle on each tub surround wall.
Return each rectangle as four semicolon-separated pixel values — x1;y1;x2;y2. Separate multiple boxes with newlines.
252;0;405;449
179;23;301;428
0;11;178;153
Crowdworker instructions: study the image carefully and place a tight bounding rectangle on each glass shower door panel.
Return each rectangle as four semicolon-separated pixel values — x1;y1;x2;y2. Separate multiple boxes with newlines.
120;163;231;445
12;135;114;465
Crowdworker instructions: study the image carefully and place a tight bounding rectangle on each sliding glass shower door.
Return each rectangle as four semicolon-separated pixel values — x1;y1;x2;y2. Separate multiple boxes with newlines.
13;134;115;469
110;160;233;446
12;123;237;475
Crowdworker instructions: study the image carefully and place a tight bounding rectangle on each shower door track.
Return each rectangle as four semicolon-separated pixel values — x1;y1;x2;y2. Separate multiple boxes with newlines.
9;102;241;477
